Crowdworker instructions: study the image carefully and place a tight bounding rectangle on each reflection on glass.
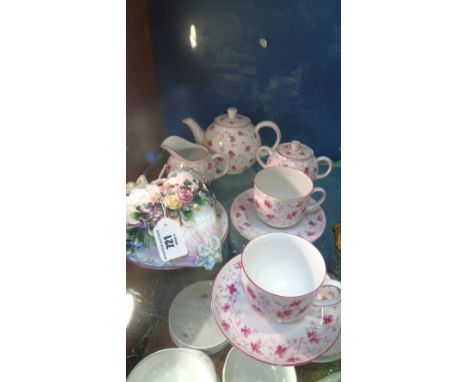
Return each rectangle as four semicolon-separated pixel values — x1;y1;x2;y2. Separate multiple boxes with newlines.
127;293;134;326
190;24;197;49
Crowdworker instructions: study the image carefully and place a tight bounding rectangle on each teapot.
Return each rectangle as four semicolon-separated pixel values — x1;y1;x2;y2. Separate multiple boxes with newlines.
256;140;333;180
161;136;229;183
182;107;281;174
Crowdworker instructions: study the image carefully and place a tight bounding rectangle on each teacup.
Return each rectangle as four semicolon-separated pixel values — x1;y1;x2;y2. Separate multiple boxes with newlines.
253;167;326;228
241;232;341;323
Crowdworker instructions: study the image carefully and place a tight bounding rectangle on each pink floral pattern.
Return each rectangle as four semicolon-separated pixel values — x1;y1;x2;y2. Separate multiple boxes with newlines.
242;268;319;323
253;187;311;228
230;189;326;242
203;122;261;174
212;255;341;366
166;152;228;183
260;141;332;181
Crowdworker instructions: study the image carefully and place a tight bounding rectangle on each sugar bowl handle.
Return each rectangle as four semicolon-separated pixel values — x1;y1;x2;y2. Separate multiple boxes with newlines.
315;156;333;180
256;146;273;168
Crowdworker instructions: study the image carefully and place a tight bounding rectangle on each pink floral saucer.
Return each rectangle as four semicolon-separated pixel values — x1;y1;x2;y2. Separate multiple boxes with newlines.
212;255;341;366
230;189;326;242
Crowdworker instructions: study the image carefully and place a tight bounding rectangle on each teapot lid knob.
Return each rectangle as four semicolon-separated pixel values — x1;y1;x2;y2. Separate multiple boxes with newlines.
291;140;301;151
227;107;238;121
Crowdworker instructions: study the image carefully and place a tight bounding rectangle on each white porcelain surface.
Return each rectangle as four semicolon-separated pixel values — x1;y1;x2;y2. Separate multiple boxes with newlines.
316;372;341;382
127;348;217;382
162;136;229;182
231;189;326;243
257;139;333;181
241;233;341;323
212;255;341;366
223;347;297;382
253;167;327;228
169;280;228;353
313;333;341;363
183;107;281;174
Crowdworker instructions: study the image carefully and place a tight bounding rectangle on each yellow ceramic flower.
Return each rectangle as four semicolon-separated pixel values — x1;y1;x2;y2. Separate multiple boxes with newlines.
163;195;182;210
193;203;201;211
150;192;160;203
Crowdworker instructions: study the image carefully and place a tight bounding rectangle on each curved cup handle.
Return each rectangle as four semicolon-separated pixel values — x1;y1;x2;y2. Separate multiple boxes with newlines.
313;279;341;306
254;121;282;150
211;153;229;180
305;187;327;213
315;156;333;180
256;146;273;168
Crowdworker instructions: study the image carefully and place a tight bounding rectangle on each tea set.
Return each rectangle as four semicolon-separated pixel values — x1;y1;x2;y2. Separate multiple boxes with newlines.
127;107;340;380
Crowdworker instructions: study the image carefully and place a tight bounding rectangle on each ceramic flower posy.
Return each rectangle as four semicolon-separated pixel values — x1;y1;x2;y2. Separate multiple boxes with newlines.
126;174;215;266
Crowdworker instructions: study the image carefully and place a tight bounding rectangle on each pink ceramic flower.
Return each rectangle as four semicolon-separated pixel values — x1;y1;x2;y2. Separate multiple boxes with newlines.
177;188;193;204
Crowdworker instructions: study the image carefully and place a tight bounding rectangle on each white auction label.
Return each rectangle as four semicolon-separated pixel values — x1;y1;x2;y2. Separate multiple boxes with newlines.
153;218;188;262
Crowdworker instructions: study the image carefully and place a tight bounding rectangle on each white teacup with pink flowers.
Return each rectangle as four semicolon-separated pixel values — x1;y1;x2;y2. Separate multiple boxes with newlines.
241;232;341;323
253;167;326;228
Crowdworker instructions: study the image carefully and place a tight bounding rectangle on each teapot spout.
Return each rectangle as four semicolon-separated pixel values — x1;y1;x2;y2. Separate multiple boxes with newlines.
182;117;205;145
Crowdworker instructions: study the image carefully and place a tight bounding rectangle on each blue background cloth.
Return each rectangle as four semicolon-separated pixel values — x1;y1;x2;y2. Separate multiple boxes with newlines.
149;0;341;160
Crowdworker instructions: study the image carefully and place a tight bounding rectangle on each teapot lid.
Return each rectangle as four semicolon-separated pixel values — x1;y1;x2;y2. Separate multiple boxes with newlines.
277;140;313;160
214;107;251;129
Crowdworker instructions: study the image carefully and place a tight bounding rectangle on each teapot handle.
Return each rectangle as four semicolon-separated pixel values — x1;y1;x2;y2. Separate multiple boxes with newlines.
256;146;273;168
254;121;281;150
210;153;229;180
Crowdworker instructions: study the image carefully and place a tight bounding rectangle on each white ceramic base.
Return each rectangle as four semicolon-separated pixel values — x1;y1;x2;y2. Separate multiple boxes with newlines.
169;280;228;354
230;189;326;242
127;348;217;382
223;347;297;382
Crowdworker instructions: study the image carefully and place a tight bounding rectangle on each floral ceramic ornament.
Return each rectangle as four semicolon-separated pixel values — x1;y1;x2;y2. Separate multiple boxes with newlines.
126;168;227;270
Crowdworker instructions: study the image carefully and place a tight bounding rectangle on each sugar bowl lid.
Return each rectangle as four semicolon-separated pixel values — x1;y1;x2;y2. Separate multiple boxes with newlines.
277;140;313;160
214;107;251;128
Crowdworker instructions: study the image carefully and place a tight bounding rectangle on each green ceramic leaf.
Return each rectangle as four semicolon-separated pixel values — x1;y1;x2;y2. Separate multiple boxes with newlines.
183;209;194;222
193;195;205;206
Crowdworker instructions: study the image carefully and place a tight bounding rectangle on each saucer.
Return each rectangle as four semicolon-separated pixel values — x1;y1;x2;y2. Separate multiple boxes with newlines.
230;189;326;242
212;255;341;366
223;347;297;382
127;348;217;382
313;332;340;363
169;280;228;354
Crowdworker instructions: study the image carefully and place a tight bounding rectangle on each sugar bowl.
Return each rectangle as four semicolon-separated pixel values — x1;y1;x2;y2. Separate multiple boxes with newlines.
256;139;333;180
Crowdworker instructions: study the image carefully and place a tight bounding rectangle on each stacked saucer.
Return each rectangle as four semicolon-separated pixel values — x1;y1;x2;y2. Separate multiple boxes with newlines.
169;280;229;355
223;347;297;382
127;348;218;382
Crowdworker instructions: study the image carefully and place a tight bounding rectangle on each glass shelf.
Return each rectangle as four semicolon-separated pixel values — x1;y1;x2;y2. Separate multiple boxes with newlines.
126;163;341;381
